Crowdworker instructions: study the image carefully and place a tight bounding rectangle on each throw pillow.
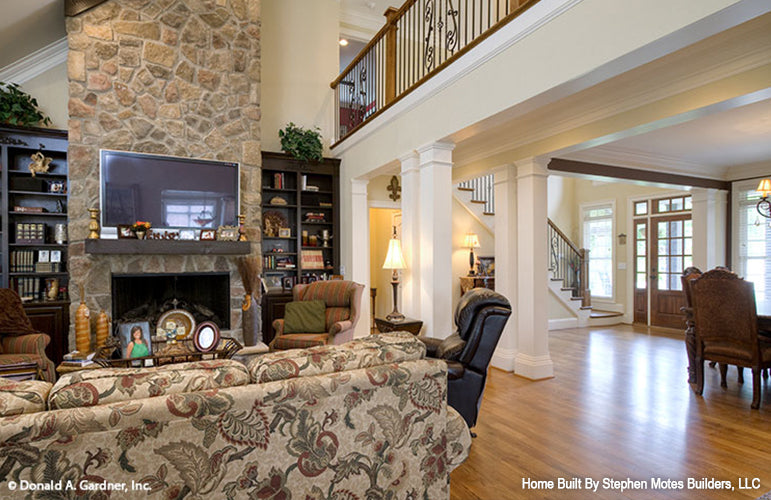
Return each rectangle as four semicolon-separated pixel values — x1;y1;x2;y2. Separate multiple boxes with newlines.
284;300;327;333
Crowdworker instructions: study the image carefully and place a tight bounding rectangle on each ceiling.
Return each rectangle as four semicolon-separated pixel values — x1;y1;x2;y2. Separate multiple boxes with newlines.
0;0;64;68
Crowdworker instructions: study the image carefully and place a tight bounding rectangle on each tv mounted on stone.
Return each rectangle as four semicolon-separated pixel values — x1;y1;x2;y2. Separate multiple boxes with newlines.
99;149;240;238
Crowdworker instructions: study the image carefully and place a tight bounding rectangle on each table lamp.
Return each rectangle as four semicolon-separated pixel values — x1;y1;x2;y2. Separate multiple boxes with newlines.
383;226;407;321
464;233;480;275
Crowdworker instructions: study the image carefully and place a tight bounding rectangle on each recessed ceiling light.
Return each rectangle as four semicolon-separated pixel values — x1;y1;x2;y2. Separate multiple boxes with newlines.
339;38;349;46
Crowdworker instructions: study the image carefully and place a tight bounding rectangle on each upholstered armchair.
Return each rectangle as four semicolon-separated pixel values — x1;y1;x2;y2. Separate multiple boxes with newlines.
0;289;55;382
690;269;771;409
419;288;512;430
271;280;365;350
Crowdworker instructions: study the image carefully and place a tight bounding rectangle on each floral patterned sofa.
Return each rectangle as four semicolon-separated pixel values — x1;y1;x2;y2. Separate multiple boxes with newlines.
0;332;471;499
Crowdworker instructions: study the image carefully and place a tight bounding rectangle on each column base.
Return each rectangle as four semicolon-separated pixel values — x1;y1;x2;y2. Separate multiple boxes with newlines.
514;353;554;380
491;347;517;372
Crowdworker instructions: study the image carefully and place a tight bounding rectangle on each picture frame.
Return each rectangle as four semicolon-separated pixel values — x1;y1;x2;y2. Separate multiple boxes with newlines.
281;276;295;291
179;229;196;241
278;227;291;238
118;321;153;365
38;250;50;263
477;256;495;276
216;225;239;241
50;250;62;263
193;321;220;353
308;275;318;283
117;225;136;239
200;229;216;241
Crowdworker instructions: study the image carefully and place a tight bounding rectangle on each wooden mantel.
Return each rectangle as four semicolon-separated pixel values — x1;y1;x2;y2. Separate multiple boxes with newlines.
84;239;251;255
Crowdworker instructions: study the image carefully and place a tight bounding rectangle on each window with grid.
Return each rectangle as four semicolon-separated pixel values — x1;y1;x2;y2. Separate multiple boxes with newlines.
736;181;771;312
582;203;614;299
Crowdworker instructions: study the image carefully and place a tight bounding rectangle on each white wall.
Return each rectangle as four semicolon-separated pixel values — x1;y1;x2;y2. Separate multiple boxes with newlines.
369;208;400;320
261;0;340;154
19;62;68;130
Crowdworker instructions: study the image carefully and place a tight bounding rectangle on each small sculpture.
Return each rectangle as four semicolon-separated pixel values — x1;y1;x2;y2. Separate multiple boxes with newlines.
28;152;52;177
88;208;100;239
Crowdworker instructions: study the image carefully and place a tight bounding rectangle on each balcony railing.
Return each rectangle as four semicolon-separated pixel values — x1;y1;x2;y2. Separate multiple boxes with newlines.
331;0;539;145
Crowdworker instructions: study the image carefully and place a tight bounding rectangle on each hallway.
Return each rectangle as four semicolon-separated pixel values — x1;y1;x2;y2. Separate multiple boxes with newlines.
450;324;771;499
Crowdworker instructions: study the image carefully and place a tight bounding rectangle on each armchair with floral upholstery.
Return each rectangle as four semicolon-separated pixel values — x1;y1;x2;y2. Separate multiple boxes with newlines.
0;289;55;382
271;280;365;350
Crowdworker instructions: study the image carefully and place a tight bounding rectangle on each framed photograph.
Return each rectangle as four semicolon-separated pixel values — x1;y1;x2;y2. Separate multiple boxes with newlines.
477;256;495;276
281;276;295;291
216;225;239;241
38;250;50;263
179;229;196;240
50;250;62;263
118;321;153;364
117;224;136;239
194;321;220;353
300;275;310;285
200;229;216;241
278;227;291;238
308;275;318;283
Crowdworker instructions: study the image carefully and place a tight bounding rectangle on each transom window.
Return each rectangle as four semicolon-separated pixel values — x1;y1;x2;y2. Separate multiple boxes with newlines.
652;195;692;214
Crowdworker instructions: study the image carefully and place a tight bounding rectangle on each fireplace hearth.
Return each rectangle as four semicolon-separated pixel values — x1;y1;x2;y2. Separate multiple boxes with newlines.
112;273;230;330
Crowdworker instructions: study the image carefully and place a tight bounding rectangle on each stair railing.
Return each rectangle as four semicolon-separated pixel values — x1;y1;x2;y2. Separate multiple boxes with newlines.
547;219;590;308
331;0;541;144
458;173;494;214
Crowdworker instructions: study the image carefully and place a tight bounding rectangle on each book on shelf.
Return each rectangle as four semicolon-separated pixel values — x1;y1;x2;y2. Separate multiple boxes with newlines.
273;172;285;189
301;250;324;269
15;222;45;244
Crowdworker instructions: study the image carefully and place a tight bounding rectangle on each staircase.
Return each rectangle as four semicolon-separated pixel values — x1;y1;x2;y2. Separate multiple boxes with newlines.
455;176;623;328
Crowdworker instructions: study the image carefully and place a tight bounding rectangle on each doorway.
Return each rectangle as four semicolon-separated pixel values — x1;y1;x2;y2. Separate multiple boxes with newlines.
369;208;401;329
633;195;693;328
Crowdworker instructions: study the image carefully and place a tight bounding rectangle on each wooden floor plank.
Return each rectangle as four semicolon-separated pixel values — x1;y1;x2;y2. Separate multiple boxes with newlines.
450;324;771;499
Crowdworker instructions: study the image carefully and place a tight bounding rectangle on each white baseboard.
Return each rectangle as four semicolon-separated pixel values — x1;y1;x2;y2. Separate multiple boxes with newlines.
549;317;577;330
491;347;517;372
514;353;554;380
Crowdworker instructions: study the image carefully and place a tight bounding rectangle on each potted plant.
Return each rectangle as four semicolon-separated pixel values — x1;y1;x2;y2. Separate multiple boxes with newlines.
131;220;151;239
0;82;51;127
278;122;323;163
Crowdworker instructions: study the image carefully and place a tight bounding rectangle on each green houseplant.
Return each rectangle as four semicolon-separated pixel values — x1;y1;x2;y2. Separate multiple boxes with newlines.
278;122;323;163
0;82;51;127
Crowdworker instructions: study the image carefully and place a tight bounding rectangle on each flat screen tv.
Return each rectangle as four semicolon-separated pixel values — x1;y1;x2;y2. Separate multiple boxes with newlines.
100;150;240;234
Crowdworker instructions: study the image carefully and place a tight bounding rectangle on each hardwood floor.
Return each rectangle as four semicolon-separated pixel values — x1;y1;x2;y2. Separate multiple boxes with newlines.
450;324;771;499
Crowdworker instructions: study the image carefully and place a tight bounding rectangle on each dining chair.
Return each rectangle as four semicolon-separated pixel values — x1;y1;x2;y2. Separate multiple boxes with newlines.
690;269;771;409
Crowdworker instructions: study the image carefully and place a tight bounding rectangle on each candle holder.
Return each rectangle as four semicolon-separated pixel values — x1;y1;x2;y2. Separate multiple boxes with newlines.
88;208;100;239
238;214;247;241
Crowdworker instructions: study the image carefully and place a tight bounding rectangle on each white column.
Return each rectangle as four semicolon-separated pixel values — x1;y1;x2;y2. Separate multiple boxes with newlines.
514;157;554;380
691;188;728;270
417;142;454;338
350;178;371;338
400;151;421;319
492;165;518;371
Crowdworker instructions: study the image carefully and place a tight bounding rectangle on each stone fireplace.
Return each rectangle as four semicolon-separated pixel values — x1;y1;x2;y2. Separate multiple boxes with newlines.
65;0;262;348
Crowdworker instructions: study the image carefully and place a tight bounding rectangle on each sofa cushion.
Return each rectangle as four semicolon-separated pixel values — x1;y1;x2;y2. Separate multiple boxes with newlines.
298;279;357;307
284;300;326;333
0;378;52;416
250;331;426;383
48;359;249;410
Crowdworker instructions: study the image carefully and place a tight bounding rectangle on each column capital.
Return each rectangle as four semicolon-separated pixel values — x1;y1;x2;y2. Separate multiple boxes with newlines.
493;164;517;184
399;151;420;174
417;141;454;168
351;178;368;196
514;157;549;179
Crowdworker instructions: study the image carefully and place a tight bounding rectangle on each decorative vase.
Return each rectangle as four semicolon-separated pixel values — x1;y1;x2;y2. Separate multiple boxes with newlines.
88;208;100;239
241;294;260;346
75;299;91;354
136;230;146;240
96;310;110;348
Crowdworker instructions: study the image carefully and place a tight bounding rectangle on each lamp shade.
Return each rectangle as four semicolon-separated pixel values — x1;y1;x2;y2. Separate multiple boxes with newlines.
463;233;480;249
757;178;771;198
383;238;406;270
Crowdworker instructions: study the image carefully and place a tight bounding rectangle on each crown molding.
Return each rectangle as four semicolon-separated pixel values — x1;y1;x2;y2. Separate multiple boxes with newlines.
340;9;383;41
0;37;68;84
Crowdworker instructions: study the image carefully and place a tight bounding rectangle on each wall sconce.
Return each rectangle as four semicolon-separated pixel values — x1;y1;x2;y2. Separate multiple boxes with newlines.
617;233;627;245
756;178;771;219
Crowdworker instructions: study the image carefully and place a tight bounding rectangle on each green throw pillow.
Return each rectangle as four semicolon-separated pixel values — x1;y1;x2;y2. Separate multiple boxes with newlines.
283;300;327;333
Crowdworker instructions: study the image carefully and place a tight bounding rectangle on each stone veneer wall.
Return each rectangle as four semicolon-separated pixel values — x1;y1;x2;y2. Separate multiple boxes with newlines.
66;0;261;348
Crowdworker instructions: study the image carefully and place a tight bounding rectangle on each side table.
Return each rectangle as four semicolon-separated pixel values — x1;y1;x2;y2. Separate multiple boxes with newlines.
374;317;423;336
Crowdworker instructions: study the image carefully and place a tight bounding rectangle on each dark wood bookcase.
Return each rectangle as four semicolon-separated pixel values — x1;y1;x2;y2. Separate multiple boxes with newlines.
260;151;340;343
0;125;70;364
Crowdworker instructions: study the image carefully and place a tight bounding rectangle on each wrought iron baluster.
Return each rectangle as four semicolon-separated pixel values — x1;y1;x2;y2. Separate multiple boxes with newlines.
424;0;435;71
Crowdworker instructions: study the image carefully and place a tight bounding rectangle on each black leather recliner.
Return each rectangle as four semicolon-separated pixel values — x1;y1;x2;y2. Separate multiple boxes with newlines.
420;288;512;430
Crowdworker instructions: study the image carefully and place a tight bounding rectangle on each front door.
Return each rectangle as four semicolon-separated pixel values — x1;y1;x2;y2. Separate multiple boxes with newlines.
650;214;692;328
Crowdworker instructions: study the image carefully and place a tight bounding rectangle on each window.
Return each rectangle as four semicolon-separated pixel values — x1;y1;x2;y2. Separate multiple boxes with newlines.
582;203;614;299
735;181;771;312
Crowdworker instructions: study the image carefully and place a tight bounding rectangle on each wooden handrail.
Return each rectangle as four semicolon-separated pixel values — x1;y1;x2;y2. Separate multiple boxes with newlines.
331;0;542;145
547;218;581;255
547;217;590;308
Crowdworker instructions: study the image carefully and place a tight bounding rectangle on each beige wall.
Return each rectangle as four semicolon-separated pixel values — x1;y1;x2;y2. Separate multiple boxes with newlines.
368;174;400;202
20;62;68;130
571;178;688;312
452;198;494;313
369;208;400;320
261;0;339;154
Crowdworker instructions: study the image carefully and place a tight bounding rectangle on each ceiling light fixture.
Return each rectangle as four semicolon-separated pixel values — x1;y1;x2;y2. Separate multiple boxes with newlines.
339;38;349;46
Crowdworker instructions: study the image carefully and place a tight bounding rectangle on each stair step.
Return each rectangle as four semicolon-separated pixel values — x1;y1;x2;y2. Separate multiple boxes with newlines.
483;211;495;216
560;287;576;291
470;199;486;204
458;187;474;192
590;310;623;319
570;297;583;301
580;306;593;310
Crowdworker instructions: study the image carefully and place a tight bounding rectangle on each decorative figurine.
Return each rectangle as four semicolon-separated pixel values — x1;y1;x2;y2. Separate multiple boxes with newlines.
88;208;100;239
28;151;52;177
238;214;247;241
